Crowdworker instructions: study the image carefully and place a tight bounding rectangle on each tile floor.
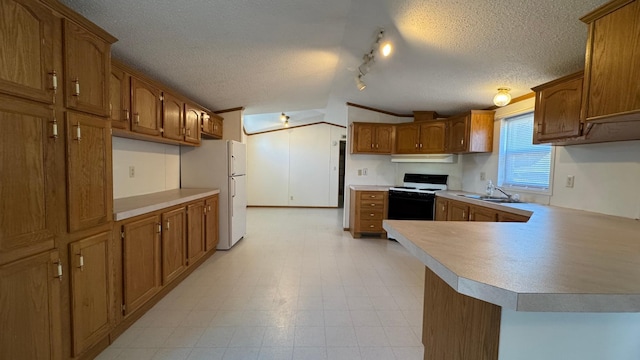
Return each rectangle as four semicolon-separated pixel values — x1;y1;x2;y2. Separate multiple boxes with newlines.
97;208;426;360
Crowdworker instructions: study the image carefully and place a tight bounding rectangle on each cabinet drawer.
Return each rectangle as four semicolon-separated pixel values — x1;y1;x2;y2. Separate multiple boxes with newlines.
359;220;383;232
358;192;385;201
360;209;384;220
358;200;384;209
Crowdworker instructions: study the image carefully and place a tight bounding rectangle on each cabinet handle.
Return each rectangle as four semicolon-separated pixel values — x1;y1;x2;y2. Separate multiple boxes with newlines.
462;210;466;219
157;223;162;234
376;144;379;149
54;259;63;281
124;109;130;121
371;144;374;149
134;113;140;124
50;70;58;92
50;109;58;139
371;204;376;207
460;139;464;145
166;220;170;230
537;123;542;134
74;121;81;141
370;213;375;216
72;79;80;97
419;143;423;148
182;127;186;135
208;205;212;212
370;195;376;198
77;252;84;271
187;128;191;136
369;225;375;228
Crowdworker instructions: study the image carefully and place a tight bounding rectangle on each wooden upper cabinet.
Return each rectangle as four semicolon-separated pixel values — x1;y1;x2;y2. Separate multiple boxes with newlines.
395;123;420;153
351;122;393;154
69;231;112;357
0;0;58;104
0;95;62;264
419;121;447;153
110;62;130;130
161;207;187;285
63;20;111;117
66;112;112;233
162;93;184;141
184;103;202;145
204;195;219;251
202;112;223;139
131;76;162;136
448;110;494;153
122;214;161;316
187;202;205;265
581;0;640;123
0;249;62;360
532;72;584;143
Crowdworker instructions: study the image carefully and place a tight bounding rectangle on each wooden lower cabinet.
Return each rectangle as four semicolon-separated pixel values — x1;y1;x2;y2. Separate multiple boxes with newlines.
435;197;448;221
497;211;530;223
204;195;220;251
448;200;469;221
0;249;62;360
349;189;388;238
161;207;187;284
121;214;161;316
469;205;498;222
187;202;206;264
69;231;112;357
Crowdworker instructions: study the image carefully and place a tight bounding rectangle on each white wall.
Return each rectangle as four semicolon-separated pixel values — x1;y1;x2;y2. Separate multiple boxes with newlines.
112;137;180;199
462;98;640;219
219;109;245;143
247;123;346;207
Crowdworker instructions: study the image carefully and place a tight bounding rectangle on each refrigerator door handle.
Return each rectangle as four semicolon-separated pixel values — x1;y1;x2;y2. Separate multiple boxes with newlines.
231;155;235;176
232;177;236;198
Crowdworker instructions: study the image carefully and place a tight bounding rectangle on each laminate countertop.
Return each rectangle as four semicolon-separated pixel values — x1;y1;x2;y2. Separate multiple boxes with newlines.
383;191;640;312
114;188;219;221
349;185;391;191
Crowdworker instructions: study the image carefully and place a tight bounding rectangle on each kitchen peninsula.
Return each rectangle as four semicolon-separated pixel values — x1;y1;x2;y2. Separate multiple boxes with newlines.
384;192;640;360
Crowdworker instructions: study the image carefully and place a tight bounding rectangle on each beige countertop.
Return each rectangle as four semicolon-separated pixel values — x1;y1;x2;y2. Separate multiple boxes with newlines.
114;188;219;221
383;192;640;312
349;185;391;191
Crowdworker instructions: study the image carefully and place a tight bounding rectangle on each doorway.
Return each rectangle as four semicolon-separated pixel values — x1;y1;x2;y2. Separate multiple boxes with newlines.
338;140;346;208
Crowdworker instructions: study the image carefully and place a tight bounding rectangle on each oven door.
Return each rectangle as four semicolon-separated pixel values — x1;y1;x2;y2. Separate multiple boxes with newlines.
388;191;435;220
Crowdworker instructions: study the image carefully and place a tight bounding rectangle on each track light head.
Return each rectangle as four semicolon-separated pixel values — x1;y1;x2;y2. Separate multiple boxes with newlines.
356;75;366;91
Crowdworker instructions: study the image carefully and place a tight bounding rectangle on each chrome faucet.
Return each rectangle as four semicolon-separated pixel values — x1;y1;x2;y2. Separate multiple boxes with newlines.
495;187;519;202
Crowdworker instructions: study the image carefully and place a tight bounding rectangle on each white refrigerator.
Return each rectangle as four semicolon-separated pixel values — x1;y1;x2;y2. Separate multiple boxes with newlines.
180;140;247;250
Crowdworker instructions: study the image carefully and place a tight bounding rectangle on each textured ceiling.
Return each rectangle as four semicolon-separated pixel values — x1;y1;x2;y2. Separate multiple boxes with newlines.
60;0;607;133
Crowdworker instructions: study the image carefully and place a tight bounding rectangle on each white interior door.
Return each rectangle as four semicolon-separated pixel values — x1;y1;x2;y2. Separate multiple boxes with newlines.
230;175;247;246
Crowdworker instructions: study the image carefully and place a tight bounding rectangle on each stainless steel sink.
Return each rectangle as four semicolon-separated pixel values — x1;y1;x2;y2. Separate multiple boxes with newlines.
457;194;521;203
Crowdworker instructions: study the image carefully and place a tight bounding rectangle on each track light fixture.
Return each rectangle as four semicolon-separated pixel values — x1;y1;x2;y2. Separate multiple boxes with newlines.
280;112;290;127
354;28;392;91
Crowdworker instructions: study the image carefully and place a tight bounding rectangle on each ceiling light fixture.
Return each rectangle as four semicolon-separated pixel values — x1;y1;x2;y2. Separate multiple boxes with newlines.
284;119;290;128
354;28;391;91
280;112;287;122
493;87;512;107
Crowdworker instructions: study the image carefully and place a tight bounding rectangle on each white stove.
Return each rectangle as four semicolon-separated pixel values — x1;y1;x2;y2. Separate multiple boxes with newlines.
388;174;449;221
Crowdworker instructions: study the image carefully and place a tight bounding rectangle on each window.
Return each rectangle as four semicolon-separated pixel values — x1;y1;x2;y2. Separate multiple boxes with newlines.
498;112;553;193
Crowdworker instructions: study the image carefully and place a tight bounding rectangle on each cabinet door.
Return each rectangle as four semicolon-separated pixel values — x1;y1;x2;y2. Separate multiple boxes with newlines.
63;20;110;116
434;198;448;221
497;212;529;223
0;0;57;104
395;123;420;153
212;117;223;138
184;103;201;144
469;206;498;222
534;74;583;143
374;124;393;153
448;116;468;153
420;121;447;153
161;208;186;284
351;123;374;153
162;93;184;141
0;249;62;360
109;64;130;130
0;95;62;264
187;202;205;265
66;112;112;233
447;200;469;221
204;196;219;251
131;77;161;136
583;0;640;121
69;232;111;357
122;215;161;316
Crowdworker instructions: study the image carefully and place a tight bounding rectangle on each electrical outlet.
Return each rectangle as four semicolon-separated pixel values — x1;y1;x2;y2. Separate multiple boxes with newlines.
566;175;575;188
129;166;135;178
290;196;294;200
363;168;368;176
480;172;486;181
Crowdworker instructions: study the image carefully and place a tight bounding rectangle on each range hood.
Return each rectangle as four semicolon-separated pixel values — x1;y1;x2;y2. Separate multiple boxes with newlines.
390;154;457;163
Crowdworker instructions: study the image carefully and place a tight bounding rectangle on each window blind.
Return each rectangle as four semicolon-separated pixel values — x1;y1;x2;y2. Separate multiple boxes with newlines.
502;113;552;189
